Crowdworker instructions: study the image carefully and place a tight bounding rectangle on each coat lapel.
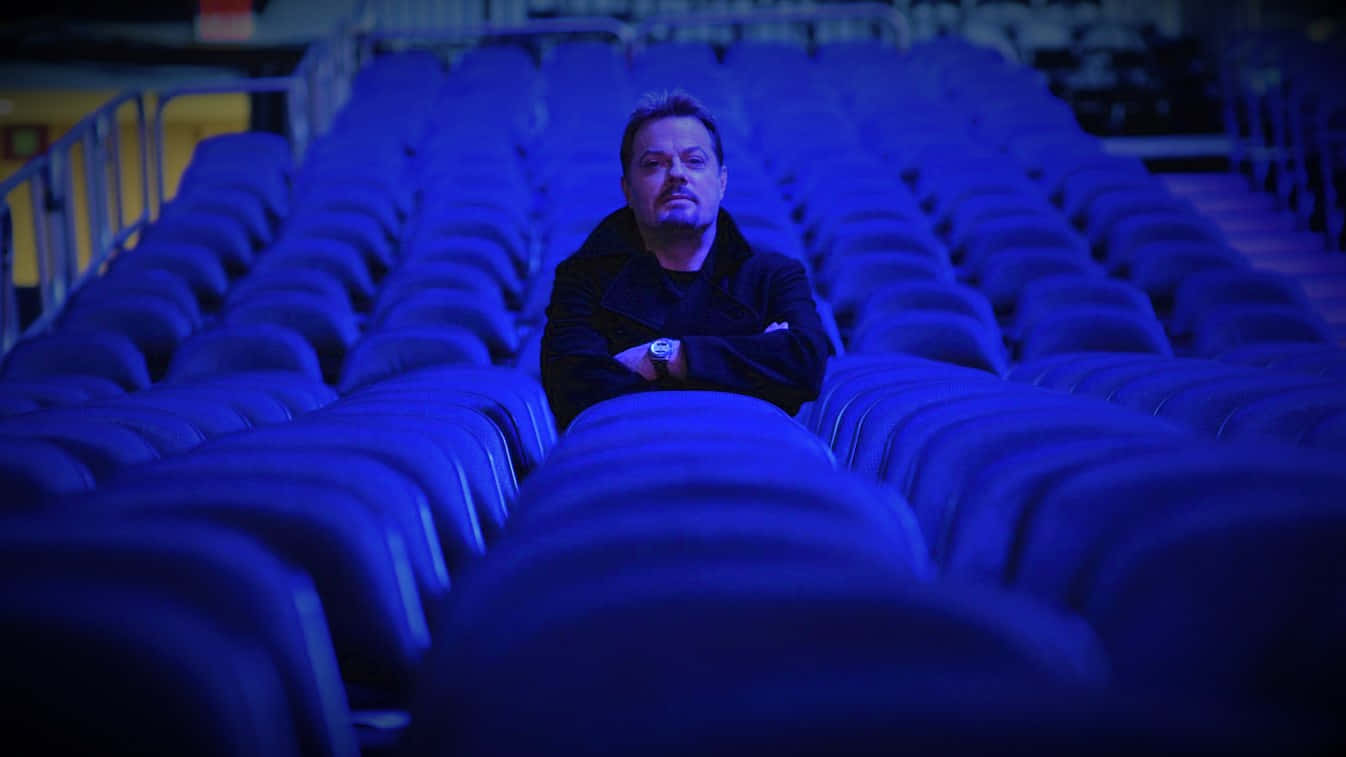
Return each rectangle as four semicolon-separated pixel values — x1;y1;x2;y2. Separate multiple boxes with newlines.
596;207;761;335
599;250;679;332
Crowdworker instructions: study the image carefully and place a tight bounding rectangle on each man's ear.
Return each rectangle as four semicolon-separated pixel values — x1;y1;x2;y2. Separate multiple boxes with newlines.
620;174;631;206
719;164;728;196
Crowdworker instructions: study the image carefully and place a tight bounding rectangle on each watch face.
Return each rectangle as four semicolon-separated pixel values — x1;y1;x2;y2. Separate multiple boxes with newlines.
650;339;673;359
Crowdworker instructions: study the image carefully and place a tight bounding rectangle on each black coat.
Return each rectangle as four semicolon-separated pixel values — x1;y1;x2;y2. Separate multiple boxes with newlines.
540;207;831;429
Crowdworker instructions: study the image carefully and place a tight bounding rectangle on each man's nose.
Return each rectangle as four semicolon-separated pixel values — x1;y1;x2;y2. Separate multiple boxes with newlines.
667;158;687;178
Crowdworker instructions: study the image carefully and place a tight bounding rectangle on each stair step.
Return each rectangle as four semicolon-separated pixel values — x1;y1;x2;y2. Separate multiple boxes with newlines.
1298;275;1346;299
1230;231;1329;255
1159;172;1253;196
1250;256;1346;276
1210;213;1301;234
1190;195;1281;215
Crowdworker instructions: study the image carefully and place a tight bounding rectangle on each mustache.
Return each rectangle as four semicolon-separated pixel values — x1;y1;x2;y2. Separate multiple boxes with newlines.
660;188;696;201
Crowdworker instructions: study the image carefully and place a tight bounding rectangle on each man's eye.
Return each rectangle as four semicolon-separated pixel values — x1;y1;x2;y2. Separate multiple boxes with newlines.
687;158;705;168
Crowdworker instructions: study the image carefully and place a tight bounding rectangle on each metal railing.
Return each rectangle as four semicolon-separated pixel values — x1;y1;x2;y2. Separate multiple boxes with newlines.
2;91;151;351
1;23;357;354
632;2;911;51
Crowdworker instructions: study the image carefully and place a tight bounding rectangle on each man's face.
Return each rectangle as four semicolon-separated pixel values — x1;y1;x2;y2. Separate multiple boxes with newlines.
622;115;727;236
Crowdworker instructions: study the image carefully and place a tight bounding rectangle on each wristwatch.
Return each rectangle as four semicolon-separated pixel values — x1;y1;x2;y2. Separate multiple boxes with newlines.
648;338;675;379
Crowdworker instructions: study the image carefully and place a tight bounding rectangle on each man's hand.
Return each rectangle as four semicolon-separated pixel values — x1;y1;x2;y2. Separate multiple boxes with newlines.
614;340;688;381
614;342;657;381
765;321;789;333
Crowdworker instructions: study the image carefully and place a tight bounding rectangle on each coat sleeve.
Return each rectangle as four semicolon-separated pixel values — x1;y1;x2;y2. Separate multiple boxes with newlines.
678;258;831;416
540;257;655;429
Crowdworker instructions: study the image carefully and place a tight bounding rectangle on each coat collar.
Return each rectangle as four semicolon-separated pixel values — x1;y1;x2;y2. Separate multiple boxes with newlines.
585;207;758;332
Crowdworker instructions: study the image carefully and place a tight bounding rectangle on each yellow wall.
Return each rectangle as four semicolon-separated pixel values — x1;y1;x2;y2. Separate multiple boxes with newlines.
1;89;250;286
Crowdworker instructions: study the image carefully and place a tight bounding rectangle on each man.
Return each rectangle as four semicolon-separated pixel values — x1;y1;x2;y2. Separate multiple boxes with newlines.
540;91;830;430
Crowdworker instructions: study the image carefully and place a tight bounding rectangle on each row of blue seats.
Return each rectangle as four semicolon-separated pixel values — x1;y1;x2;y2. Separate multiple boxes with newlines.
9;377;1342;754
3;39;1345;755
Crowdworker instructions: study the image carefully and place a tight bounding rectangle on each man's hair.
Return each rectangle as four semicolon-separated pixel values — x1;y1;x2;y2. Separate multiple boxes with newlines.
619;90;725;176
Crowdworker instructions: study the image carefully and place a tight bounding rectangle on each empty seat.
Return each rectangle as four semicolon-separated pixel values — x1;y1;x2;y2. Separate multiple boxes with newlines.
166;323;324;384
255;239;378;311
109;242;231;309
0;519;358;757
59;296;194;380
1171;269;1313;336
0;437;95;508
1010;275;1156;340
1011;444;1346;725
1218;384;1346;445
1127;240;1247;305
850;311;1009;375
203;419;486;573
1017;305;1173;361
351;365;556;475
0;413;160;481
373;290;518;359
0;330;150;392
372;261;509;318
1154;373;1336;436
337;326;492;394
224;293;360;384
975;248;1104;311
1191;304;1336;356
55;477;432;704
71;268;202;328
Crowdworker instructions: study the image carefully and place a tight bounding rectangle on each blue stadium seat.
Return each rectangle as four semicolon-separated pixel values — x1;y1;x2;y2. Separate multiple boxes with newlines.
337;326;492;394
1010;444;1346;723
372;289;518;360
117;448;450;604
54;477;432;705
108;242;232;309
942;435;1187;584
1009;275;1157;340
0;375;126;408
1171;269;1314;336
0;413;160;481
1126;240;1248;305
164;185;275;248
166;323;324;384
402;236;523;303
1102;211;1225;274
1017;305;1173;361
1153;372;1337;436
1216;384;1346;445
59;295;194;380
139;210;256;276
0;437;95;508
3;578;302;756
851;311;1009;375
856;280;999;331
1191;303;1336;356
254;238;378;311
372;261;509;318
71;268;203;328
27;405;205;456
0;518;357;756
283;209;397;277
906;408;1187;563
223;293;360;384
0;330;150;391
975;247;1105;311
226;267;354;313
202;418;486;573
352;365;555;474
318;400;517;539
